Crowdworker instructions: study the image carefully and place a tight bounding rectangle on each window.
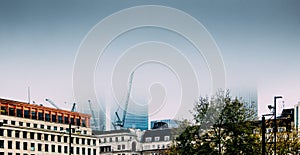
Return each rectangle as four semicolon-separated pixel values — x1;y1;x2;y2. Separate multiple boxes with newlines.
52;114;57;122
38;144;42;151
16;141;20;149
45;144;49;152
88;148;91;155
87;139;91;145
23;142;28;150
38;112;44;120
58;116;63;123
93;149;96;155
54;126;57;131
47;126;51;130
83;130;87;134
155;136;160;142
71;117;75;125
19;122;23;126
26;123;30;127
64;116;69;124
82;138;85;144
51;135;55;141
44;134;48;141
76;147;80;154
7;129;12;137
40;124;44;129
31;111;37;119
76;138;80;144
57;136;61;142
0;140;4;148
145;137;152;142
34;124;37;128
3;120;7;124
0;129;3;136
45;113;50;122
31;143;35;151
117;145;121;150
24;110;30;118
9;108;15;116
93;139;96;146
23;131;27;138
8;141;12;149
109;137;112;142
64;136;68;143
51;145;55;152
82;119;86;127
76;118;80;126
11;121;15;125
164;136;170;141
121;136;124;141
64;146;68;154
58;145;62;153
30;132;35;139
1;106;7;115
37;133;42;140
17;109;22;117
122;144;125;150
82;148;85;154
15;130;20;138
115;137;118;142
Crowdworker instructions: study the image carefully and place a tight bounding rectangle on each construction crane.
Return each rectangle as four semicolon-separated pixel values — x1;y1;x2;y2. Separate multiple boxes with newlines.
71;103;76;112
45;99;61;110
88;100;98;129
113;71;134;129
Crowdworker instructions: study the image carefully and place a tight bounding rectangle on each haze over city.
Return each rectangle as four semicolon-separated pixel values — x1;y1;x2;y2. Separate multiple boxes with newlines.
1;0;300;124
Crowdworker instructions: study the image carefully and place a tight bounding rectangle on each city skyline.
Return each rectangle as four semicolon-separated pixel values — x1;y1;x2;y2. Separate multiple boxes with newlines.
1;0;300;125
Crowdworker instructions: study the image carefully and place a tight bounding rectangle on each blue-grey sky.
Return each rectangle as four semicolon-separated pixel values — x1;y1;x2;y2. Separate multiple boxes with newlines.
1;0;300;121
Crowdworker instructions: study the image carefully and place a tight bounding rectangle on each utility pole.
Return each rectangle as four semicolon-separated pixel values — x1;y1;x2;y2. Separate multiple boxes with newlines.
69;123;71;155
262;116;266;155
274;96;282;155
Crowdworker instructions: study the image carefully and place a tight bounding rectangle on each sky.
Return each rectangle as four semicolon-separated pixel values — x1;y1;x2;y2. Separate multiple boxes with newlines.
1;0;300;124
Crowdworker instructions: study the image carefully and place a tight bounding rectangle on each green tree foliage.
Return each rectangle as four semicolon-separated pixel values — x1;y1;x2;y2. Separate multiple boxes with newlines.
171;90;261;155
265;127;300;155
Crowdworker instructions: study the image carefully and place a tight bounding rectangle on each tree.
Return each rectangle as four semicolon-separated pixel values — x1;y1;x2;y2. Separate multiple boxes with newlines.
171;90;261;154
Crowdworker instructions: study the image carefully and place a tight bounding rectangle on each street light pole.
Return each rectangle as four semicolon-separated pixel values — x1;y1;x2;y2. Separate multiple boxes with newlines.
69;123;71;155
262;116;266;155
262;113;273;155
274;96;282;155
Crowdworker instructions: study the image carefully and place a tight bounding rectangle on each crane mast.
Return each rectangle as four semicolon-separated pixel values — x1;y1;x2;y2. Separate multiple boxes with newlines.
88;100;98;129
45;98;61;110
113;71;134;128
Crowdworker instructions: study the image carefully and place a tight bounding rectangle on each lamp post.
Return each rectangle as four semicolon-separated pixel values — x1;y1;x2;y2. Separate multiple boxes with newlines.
69;123;71;155
267;96;282;155
262;114;273;155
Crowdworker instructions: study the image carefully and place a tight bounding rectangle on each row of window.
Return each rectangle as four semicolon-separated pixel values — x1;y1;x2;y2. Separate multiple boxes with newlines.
0;129;96;145
143;144;170;150
0;153;34;155
145;136;170;142
0;140;96;155
1;119;88;134
1;106;87;127
99;136;130;143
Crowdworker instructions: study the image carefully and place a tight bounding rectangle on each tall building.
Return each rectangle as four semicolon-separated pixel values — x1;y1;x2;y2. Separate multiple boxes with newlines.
123;101;148;131
150;119;178;129
230;87;258;117
294;102;300;129
0;98;98;155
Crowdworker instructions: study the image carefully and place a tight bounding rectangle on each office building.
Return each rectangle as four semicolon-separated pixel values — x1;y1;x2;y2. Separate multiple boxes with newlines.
0;98;98;155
